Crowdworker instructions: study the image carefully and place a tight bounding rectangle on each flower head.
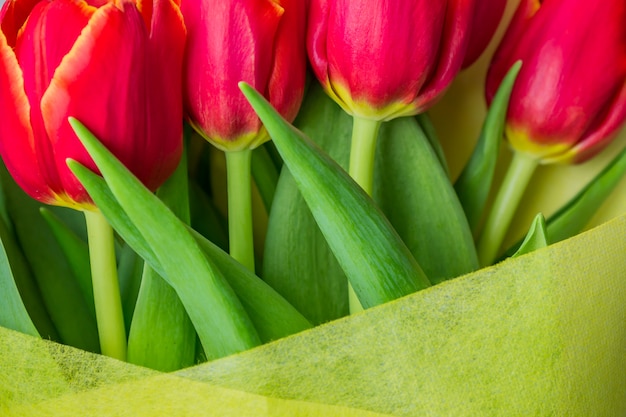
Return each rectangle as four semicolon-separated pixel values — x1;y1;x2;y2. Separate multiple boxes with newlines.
182;0;307;151
307;0;478;121
486;0;626;164
0;0;186;209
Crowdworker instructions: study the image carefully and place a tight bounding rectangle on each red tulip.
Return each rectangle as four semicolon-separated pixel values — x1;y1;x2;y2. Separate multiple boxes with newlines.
462;0;507;68
307;0;476;121
182;0;307;151
0;0;186;209
486;0;626;164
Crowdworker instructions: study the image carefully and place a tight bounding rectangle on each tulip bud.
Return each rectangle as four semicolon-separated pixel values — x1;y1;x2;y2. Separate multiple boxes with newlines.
0;0;186;209
182;0;307;152
307;0;476;121
486;0;626;164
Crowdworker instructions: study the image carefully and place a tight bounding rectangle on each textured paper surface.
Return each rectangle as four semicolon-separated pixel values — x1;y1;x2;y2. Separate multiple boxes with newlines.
1;214;625;416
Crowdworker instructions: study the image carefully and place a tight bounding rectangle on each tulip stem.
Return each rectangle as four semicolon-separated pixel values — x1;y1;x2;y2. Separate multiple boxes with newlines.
84;209;127;361
348;116;382;314
476;151;538;266
225;149;255;272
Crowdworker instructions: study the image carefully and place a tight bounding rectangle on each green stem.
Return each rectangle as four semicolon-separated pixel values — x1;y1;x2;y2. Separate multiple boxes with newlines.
84;209;126;360
225;149;255;272
348;116;382;314
349;117;382;195
476;151;539;267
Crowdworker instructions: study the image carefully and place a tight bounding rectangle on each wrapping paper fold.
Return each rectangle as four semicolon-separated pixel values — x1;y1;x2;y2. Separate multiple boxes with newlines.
1;213;625;415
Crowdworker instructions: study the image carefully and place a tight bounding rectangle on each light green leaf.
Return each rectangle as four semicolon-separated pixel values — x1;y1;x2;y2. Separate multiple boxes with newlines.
455;61;522;232
69;119;260;360
240;82;430;309
512;213;549;258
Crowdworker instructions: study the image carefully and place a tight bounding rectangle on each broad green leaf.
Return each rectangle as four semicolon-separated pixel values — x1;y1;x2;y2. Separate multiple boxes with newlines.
263;84;478;323
251;144;279;212
263;85;351;325
127;149;196;371
69;119;260;360
189;228;312;341
416;113;450;177
0;164;99;351
70;158;311;342
39;207;94;317
374;117;479;284
0;214;39;337
188;180;228;251
455;61;522;232
512;213;549;258
240;83;430;309
117;243;143;333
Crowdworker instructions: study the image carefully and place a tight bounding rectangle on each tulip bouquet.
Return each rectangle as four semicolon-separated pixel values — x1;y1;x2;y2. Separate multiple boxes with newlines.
1;0;626;415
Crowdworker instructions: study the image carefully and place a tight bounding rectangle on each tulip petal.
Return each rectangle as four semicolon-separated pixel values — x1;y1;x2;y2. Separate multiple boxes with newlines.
412;0;474;113
462;0;507;68
183;0;283;147
0;30;55;203
41;2;151;202
0;0;42;47
266;0;307;127
142;0;185;189
14;0;94;204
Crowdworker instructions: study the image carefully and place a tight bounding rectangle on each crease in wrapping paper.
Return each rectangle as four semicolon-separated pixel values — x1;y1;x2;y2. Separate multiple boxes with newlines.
1;215;625;416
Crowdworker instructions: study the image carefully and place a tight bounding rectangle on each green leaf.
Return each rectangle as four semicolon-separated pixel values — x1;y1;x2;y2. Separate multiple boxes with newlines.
263;85;351;325
251;144;279;212
455;61;522;232
188;180;228;251
189;228;312;341
117;243;143;333
240;82;430;309
39;207;94;317
0;215;39;337
512;213;548;258
0;164;99;351
127;148;196;371
69;119;260;360
415;113;450;177
374;116;479;284
69;157;311;342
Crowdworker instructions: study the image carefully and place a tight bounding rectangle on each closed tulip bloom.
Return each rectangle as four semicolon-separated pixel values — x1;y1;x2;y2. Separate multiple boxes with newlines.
486;0;626;164
0;0;186;210
307;0;476;121
182;0;307;151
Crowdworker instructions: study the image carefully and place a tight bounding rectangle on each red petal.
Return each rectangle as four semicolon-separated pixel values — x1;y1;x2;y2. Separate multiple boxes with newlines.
0;31;55;203
142;0;185;189
41;2;150;202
